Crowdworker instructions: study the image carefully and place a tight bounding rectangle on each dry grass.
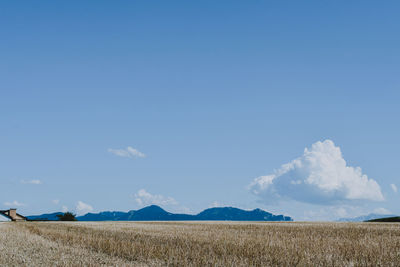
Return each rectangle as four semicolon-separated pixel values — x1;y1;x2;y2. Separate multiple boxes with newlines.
0;223;136;266
2;221;400;266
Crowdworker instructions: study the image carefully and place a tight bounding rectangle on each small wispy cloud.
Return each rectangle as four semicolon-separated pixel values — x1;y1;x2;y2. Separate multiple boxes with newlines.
52;199;60;205
21;179;42;185
4;200;25;207
134;189;178;207
108;146;146;159
390;184;398;193
76;201;93;215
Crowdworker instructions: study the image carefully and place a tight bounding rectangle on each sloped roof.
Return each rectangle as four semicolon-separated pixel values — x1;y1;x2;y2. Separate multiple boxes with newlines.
0;213;11;221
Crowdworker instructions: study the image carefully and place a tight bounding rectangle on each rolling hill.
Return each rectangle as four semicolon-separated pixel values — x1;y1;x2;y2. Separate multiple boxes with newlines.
366;216;400;222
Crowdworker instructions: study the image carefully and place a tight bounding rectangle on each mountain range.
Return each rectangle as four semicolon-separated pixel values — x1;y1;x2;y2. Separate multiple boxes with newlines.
27;205;293;222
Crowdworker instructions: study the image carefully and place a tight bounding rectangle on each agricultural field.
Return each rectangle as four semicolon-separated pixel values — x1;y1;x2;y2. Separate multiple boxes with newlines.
1;221;399;266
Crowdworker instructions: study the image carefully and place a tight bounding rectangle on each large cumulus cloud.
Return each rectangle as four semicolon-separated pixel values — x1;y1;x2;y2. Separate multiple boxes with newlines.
249;140;384;205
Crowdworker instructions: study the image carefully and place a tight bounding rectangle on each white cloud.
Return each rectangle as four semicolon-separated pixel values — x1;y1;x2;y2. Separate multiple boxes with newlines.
390;184;398;193
108;146;146;159
249;140;384;205
75;201;93;215
4;200;25;207
373;207;392;215
21;179;42;185
134;189;178;207
52;199;60;205
62;206;68;213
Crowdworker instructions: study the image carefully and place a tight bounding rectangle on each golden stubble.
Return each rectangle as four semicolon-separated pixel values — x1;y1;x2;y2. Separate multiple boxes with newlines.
3;221;400;266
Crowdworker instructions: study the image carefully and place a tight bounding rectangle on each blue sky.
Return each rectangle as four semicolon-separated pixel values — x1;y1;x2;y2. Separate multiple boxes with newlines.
1;1;399;220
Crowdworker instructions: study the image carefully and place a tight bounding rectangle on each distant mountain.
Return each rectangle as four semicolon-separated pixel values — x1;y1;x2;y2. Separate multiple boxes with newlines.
338;213;398;222
75;211;129;221
29;205;292;222
27;212;63;221
79;205;195;221
124;205;195;221
197;207;292;221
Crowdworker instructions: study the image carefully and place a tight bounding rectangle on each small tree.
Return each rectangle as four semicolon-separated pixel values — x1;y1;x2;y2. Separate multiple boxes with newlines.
57;212;77;221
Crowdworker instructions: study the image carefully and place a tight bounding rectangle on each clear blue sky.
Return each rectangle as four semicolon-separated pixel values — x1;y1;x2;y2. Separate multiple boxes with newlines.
1;1;399;220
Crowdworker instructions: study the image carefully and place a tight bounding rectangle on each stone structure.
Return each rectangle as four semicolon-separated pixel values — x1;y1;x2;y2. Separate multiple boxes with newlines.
0;209;27;221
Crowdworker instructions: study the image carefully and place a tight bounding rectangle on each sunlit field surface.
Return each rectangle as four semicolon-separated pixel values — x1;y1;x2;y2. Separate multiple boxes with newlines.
1;221;399;266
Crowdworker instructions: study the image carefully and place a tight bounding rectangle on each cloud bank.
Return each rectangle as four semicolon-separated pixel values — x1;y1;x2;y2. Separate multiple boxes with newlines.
134;189;178;207
108;146;146;159
249;140;384;205
76;201;93;215
4;200;25;207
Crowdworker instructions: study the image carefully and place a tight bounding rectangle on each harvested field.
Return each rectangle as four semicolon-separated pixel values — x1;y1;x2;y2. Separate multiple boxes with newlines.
1;221;400;266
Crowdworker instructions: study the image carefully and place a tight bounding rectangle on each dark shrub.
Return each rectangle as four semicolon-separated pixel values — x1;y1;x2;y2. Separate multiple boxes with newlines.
57;212;77;221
